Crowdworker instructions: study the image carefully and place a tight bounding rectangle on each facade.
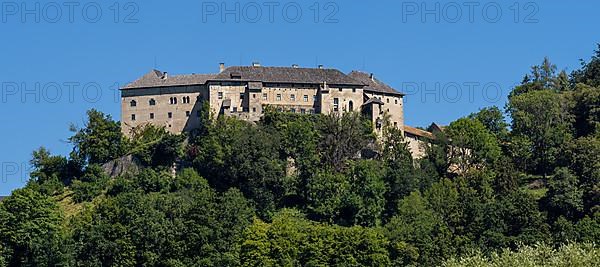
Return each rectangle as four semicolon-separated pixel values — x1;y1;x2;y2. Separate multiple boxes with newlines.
120;63;432;158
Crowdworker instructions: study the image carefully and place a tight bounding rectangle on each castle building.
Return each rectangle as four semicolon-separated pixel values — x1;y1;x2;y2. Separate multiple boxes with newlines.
120;63;433;157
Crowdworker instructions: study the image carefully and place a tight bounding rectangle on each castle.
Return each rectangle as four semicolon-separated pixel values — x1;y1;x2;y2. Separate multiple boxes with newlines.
120;63;434;158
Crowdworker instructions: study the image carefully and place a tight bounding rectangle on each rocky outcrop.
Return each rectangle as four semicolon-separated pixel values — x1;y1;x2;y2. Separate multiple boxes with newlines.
102;154;142;178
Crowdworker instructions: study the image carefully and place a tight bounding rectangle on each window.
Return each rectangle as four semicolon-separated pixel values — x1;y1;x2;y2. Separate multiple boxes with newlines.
276;94;282;101
313;95;317;101
395;99;398;104
301;108;306;114
394;122;398;127
338;88;342;92
130;100;137;107
387;98;390;103
333;98;339;112
169;97;177;105
149;99;156;106
252;94;256;99
240;93;244;100
290;94;296;101
218;92;223;99
184;96;191;104
290;108;296;113
131;114;136;121
168;112;173;118
150;113;154;119
252;107;256;113
262;93;267;100
233;107;237;112
186;111;190;117
352;88;356;93
303;95;308;102
349;101;354;111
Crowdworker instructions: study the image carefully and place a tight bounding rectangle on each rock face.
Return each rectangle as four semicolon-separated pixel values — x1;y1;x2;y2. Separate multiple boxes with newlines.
102;154;142;178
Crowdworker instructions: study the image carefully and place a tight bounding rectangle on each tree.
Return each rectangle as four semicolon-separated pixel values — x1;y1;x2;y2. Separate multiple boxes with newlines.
443;242;600;267
319;112;374;172
445;118;501;173
241;209;390;266
71;164;110;202
380;125;422;219
345;160;387;227
566;83;600;137
508;90;573;176
69;109;128;165
0;188;70;266
542;168;584;220
469;106;509;142
385;191;455;266
563;137;600;214
571;43;600;87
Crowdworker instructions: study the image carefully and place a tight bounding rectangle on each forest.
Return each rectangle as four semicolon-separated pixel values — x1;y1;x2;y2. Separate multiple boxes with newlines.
0;46;599;266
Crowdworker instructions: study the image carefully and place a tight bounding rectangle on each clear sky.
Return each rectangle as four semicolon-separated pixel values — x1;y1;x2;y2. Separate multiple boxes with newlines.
1;0;599;195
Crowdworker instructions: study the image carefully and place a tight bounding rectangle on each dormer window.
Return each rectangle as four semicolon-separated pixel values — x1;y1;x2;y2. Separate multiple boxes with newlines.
230;72;242;79
130;100;137;107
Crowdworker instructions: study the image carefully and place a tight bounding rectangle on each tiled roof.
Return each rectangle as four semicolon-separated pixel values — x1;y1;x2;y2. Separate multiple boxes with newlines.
348;71;404;96
212;66;364;86
122;69;217;89
404;125;434;139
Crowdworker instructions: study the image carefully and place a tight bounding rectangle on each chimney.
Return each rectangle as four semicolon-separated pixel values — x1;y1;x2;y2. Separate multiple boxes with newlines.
292;64;299;68
162;72;168;80
252;62;261;67
219;63;225;73
318;64;323;69
369;73;375;81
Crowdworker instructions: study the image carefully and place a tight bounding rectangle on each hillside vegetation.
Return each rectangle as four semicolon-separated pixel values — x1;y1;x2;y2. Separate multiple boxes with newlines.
1;47;599;266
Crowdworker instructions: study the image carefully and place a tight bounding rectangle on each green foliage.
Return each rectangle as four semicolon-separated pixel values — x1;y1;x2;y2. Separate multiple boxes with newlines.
319;111;374;171
129;124;186;168
71;169;254;266
567;84;600;137
386;191;454;266
346;160;387;227
240;209;391;266
443;242;600;267
542;168;584;220
0;188;70;266
508;89;573;176
69;109;128;165
469;106;510;142
446;118;501;173
571;43;600;87
71;164;110;202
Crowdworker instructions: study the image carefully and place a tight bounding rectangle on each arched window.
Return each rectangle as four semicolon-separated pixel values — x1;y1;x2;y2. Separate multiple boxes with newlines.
130;100;137;107
149;99;156;106
348;101;354;111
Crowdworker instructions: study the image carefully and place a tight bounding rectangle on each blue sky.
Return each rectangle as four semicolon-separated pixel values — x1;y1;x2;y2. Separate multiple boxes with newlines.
1;0;599;195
